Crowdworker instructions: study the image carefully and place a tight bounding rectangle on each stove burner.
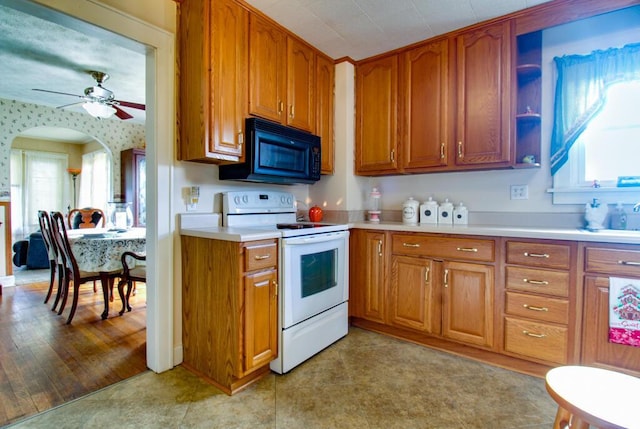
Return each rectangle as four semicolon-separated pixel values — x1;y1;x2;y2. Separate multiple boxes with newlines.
276;223;323;229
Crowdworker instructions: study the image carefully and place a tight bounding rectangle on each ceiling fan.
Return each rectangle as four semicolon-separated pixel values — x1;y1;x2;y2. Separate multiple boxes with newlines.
33;70;145;120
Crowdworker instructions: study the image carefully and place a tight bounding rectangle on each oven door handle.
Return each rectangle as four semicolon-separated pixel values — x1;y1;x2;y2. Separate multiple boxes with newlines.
282;231;348;245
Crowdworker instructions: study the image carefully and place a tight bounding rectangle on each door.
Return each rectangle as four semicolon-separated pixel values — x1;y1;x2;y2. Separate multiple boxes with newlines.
455;21;512;166
355;55;399;174
442;261;494;347
281;231;349;328
243;268;278;374
390;255;440;333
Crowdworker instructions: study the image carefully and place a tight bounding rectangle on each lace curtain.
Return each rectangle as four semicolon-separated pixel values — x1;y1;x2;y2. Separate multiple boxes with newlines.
550;42;640;175
78;150;110;212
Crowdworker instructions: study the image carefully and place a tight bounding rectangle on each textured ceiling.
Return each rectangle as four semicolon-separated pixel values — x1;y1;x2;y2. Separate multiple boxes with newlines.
0;0;555;140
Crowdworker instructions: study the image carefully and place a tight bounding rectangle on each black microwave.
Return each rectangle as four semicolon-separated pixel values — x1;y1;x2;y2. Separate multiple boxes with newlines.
219;118;321;185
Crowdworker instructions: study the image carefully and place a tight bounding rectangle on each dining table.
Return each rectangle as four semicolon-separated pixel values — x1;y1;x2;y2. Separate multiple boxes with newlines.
66;227;146;319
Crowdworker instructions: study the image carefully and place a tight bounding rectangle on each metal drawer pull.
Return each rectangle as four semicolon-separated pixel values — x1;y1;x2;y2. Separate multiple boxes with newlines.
254;254;271;260
523;330;545;338
456;247;478;252
618;260;640;266
524;252;549;258
523;279;549;285
403;243;420;248
523;304;548;312
377;240;383;257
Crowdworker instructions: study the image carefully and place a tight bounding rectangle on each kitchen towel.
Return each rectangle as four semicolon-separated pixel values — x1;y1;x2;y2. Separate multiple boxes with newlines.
609;277;640;347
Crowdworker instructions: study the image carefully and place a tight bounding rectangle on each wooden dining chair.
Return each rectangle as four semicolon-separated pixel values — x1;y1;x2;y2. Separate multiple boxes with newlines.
118;251;146;315
37;210;64;308
68;207;106;229
50;211;119;324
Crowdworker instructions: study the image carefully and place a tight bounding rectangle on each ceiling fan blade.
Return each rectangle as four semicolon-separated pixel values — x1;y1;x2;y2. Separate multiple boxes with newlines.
33;88;85;99
115;100;146;111
56;101;85;109
113;105;134;120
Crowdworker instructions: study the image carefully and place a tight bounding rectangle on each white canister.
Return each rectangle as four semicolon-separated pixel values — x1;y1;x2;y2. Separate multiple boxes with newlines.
420;197;439;225
402;197;420;225
453;202;468;225
438;198;454;225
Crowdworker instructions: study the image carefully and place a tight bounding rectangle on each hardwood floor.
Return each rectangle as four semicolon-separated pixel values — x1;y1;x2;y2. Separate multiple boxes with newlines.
0;280;147;426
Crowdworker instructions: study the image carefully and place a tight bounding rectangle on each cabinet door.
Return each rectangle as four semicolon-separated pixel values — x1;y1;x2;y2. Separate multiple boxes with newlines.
249;14;286;123
355;55;399;174
243;268;278;374
316;54;334;174
582;276;640;377
442;261;494;347
211;0;248;158
455;21;512;166
401;38;450;170
286;37;315;132
390;255;440;334
350;230;386;323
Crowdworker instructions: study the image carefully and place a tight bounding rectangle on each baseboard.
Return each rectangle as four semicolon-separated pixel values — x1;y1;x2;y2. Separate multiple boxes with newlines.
173;344;183;366
0;275;15;287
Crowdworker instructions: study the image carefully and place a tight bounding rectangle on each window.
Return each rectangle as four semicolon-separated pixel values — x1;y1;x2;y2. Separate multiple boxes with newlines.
78;150;111;211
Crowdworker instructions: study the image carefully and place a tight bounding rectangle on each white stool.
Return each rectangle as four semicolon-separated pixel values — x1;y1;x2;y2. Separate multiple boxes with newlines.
545;366;640;429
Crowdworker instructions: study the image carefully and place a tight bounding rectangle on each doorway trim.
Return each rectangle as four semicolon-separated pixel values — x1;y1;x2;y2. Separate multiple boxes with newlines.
29;0;176;373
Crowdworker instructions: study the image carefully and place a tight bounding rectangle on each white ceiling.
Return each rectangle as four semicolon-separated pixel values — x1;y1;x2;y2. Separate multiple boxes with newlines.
0;0;554;143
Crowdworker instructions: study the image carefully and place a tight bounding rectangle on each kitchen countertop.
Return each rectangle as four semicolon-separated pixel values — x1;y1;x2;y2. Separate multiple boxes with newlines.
349;221;640;245
179;219;640;245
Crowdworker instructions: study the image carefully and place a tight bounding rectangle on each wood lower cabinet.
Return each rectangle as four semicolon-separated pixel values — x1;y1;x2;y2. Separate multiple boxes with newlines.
177;0;247;163
181;236;278;394
582;245;640;377
502;239;577;366
349;229;387;324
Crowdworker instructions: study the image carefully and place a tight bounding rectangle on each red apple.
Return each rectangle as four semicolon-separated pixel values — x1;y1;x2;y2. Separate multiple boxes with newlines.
309;205;323;222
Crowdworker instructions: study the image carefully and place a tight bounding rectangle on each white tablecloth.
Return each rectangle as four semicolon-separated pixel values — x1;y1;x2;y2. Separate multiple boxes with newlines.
67;228;146;273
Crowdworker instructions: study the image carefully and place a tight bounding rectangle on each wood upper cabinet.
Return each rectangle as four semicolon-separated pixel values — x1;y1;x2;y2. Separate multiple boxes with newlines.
454;20;513;167
349;229;387;324
177;0;247;163
442;261;494;347
316;53;335;174
355;55;399;174
249;15;315;133
400;38;450;171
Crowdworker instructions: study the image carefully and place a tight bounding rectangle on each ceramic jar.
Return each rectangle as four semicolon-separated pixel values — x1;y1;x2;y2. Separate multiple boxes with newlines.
420;197;439;225
402;197;420;225
438;199;454;225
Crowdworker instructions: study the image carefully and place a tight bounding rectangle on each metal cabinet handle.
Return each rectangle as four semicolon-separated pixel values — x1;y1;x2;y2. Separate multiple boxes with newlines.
523;304;548;312
238;131;244;146
440;143;445;159
278;101;284;114
523;279;549;285
456;247;478;253
289;105;295;118
377;240;383;257
273;280;278;297
254;254;271;260
425;267;430;284
444;269;449;288
403;243;420;248
522;330;545;338
391;149;395;162
524;252;549;258
618;260;640;266
457;141;463;159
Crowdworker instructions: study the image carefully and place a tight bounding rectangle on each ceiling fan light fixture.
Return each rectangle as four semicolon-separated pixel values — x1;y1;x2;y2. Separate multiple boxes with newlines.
82;101;116;119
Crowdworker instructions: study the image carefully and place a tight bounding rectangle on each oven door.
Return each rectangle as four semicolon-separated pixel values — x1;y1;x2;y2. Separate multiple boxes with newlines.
281;230;349;328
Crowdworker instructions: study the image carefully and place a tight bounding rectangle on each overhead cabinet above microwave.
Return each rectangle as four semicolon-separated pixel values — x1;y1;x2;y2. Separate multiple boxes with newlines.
176;0;335;174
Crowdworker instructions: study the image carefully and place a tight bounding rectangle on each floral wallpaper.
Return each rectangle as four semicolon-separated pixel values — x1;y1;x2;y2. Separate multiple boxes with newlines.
0;98;146;195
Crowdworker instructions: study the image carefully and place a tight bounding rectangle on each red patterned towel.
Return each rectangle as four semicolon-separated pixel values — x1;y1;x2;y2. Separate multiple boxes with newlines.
609;277;640;347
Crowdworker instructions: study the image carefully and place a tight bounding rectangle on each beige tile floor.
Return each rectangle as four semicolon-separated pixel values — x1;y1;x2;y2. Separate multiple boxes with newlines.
8;328;558;429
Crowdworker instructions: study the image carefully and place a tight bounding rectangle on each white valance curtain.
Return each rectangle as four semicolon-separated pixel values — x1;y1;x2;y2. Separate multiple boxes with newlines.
550;42;640;175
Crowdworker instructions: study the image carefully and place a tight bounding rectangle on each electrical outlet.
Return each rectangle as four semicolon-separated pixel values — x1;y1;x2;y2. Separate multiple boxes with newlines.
510;184;529;200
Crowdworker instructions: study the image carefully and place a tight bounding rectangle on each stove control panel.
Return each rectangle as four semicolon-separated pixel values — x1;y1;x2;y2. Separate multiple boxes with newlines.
223;190;295;215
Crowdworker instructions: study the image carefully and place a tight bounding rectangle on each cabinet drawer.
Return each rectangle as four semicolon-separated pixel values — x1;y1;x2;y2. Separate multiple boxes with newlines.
585;247;640;277
506;241;570;269
505;291;568;324
504;317;568;365
244;242;277;271
392;234;494;262
505;266;569;297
